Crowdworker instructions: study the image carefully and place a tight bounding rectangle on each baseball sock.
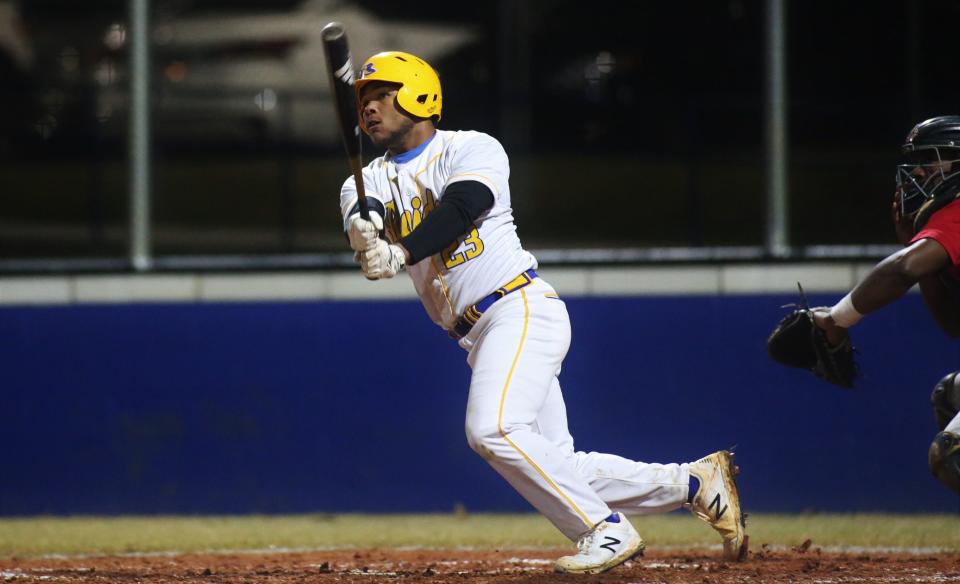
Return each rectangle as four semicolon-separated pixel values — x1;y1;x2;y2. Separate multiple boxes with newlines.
687;476;700;503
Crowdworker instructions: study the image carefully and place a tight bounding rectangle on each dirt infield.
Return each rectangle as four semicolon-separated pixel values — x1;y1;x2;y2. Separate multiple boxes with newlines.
2;546;959;583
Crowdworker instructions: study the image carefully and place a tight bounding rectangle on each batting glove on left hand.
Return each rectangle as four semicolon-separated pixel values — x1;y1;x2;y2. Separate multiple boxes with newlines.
359;239;406;279
347;211;384;253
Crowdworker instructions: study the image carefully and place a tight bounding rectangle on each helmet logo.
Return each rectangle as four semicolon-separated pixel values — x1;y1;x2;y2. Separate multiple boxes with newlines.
906;124;920;144
363;62;376;77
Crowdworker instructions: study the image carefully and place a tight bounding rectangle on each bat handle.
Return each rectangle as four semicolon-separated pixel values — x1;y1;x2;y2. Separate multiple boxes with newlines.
357;192;370;221
350;158;369;221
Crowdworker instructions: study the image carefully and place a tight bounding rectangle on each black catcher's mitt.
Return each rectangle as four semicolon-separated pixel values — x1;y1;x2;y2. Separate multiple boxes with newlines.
766;284;860;389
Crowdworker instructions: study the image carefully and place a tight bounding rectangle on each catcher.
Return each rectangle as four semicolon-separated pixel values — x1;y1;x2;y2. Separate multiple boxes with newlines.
769;115;960;495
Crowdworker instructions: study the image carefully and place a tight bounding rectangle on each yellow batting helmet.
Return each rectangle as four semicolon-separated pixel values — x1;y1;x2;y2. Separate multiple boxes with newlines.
356;51;442;124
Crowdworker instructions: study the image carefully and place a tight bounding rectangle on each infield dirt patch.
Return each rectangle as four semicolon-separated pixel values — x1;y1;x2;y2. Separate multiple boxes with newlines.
2;547;959;583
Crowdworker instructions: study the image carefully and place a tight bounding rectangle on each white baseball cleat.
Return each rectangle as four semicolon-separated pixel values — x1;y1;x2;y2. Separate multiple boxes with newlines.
686;450;749;561
553;512;645;574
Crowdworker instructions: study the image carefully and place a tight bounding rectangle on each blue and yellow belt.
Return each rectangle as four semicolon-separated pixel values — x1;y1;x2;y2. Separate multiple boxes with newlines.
449;269;538;340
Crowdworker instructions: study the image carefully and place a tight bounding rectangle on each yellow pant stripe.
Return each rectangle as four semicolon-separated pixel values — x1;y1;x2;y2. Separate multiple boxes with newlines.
496;289;592;528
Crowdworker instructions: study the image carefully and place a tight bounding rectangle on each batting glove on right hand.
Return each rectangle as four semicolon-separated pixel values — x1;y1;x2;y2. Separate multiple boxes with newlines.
347;211;383;253
360;239;406;280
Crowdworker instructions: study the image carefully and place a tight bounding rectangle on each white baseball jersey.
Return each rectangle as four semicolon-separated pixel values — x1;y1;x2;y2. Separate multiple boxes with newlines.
340;129;537;329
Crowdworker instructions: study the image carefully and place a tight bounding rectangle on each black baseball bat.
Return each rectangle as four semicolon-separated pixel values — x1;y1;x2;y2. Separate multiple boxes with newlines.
321;22;369;220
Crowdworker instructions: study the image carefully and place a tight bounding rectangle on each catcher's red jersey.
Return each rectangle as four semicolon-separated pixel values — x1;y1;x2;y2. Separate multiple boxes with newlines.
912;199;960;282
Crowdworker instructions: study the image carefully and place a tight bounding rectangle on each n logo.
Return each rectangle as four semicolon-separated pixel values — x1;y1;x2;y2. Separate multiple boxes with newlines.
599;536;621;554
708;493;728;520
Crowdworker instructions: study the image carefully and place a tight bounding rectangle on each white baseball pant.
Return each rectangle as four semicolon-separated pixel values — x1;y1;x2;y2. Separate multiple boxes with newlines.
459;276;692;540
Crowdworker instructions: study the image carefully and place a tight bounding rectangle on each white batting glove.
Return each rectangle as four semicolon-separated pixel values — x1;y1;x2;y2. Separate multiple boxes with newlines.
360;239;406;279
347;211;383;253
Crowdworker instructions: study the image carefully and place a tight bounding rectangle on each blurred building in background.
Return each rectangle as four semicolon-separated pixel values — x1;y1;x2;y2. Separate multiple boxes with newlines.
2;0;959;264
99;0;474;145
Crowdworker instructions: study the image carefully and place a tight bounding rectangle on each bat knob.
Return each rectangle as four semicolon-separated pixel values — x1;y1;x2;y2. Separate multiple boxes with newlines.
321;22;345;41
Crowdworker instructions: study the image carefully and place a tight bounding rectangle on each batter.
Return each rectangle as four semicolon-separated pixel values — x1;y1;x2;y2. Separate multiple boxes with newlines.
338;50;747;574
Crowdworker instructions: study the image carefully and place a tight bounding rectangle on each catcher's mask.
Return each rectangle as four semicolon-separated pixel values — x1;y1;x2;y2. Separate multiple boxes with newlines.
355;51;442;132
896;115;960;221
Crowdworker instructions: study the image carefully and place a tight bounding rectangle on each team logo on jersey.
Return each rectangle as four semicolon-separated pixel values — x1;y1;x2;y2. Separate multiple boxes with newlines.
385;179;485;269
388;180;437;238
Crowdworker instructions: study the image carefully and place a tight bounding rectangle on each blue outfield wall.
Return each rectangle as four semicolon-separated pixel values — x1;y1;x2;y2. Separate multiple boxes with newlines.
2;294;959;515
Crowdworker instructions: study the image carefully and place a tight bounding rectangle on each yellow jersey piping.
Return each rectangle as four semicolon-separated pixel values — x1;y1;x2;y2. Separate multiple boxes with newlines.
415;152;444;182
430;256;456;318
448;173;501;197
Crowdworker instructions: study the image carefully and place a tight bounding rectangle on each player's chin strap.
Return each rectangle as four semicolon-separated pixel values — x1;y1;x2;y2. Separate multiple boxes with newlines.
913;171;960;232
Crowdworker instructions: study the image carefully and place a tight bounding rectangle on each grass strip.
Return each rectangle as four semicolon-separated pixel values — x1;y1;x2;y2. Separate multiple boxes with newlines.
0;513;957;558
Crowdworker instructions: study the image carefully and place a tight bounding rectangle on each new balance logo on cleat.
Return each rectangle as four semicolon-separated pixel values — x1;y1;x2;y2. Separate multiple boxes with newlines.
687;451;747;561
554;512;645;574
709;492;728;520
599;536;621;554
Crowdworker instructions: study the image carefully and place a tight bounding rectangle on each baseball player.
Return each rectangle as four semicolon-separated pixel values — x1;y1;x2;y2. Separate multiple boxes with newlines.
339;51;747;573
813;115;960;495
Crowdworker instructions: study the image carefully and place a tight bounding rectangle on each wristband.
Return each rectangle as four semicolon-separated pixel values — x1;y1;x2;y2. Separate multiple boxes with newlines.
828;292;864;328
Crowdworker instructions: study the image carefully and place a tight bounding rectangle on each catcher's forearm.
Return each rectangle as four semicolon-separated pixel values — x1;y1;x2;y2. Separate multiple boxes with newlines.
849;240;952;317
849;253;919;315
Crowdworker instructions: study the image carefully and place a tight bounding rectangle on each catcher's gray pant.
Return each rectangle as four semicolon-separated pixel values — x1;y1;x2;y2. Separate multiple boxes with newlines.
932;371;960;433
459;277;691;541
930;372;960;493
